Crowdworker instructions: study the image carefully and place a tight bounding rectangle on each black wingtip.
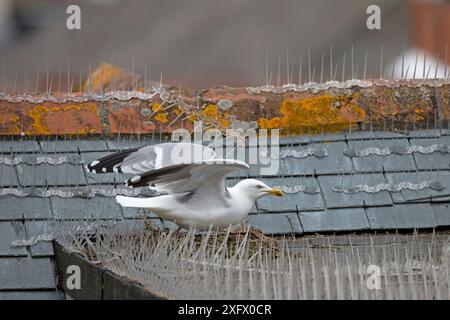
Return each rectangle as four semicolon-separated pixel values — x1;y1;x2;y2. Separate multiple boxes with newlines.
86;147;139;174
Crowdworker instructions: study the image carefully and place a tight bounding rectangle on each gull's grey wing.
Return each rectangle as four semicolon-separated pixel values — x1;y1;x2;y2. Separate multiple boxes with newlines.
126;159;249;195
86;142;216;174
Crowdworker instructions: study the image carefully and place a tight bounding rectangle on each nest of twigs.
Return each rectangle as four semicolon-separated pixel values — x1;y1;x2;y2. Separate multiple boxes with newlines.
142;219;282;256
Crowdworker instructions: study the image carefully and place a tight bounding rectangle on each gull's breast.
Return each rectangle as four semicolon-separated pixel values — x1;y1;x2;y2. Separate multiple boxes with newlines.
167;195;249;227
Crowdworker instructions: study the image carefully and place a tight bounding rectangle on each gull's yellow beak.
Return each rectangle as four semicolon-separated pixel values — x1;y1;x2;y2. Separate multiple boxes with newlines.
267;188;284;196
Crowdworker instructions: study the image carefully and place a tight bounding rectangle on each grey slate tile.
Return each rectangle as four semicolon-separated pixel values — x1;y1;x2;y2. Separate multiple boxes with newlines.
278;133;347;146
51;196;122;220
24;221;55;257
0;257;56;290
280;141;352;176
256;177;324;212
279;135;314;146
0;290;65;300
23;198;53;220
411;136;450;170
233;146;280;177
51;197;93;220
346;131;405;140
0;165;19;186
430;203;450;226
310;132;347;142
0;196;52;220
299;208;369;233
408;130;441;138
106;138;153;151
385;171;450;203
0;196;23;220
347;139;416;172
115;218;147;229
366;204;437;230
85;171;118;185
16;164;87;187
78;140;109;152
88;184;158;199
0;140;40;153
79;151;113;165
40;140;81;153
121;206;159;219
0;221;28;257
318;174;393;208
247;212;302;234
91;197;123;219
23;197;53;220
0;203;22;221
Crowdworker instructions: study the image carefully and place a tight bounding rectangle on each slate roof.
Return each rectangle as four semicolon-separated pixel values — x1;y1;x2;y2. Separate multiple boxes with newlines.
1;130;450;299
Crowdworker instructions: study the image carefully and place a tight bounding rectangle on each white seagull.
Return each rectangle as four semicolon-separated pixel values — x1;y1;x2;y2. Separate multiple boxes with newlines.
86;142;283;229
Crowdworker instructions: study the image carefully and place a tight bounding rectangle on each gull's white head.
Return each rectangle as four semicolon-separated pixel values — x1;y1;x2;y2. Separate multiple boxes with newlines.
233;179;284;200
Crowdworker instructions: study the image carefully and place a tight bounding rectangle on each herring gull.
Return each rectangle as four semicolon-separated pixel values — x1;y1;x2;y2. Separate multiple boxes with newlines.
86;142;283;229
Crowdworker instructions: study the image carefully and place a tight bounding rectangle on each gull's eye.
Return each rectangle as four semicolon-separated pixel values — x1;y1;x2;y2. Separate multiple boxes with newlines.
256;185;264;189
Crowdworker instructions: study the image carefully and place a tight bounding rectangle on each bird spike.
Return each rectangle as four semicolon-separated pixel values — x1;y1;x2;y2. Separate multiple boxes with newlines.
277;55;281;87
351;43;354;79
286;48;290;85
308;48;312;83
298;54;302;86
380;43;384;79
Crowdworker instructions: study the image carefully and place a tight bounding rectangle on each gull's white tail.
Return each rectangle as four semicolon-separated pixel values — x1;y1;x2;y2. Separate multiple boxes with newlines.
116;195;153;208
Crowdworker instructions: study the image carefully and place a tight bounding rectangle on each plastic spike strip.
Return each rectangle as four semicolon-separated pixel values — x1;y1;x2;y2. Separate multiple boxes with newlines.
261;147;328;160
247;79;450;95
344;144;450;158
0;187;159;198
0;155;82;165
332;180;445;194
273;185;320;194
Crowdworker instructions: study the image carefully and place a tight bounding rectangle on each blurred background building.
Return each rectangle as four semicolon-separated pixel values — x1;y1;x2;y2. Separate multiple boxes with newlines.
0;0;449;90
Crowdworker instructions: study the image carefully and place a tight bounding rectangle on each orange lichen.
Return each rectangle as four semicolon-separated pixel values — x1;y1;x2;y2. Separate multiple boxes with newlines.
414;108;425;121
154;113;168;123
63;103;97;113
258;117;281;129
203;104;219;118
258;96;365;134
29;105;51;135
27;103;100;135
219;118;230;128
173;107;182;116
151;103;161;112
187;113;198;122
202;104;230;128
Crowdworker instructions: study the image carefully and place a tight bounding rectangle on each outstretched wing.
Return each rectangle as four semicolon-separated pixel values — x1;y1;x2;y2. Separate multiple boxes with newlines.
126;159;249;195
86;142;216;174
